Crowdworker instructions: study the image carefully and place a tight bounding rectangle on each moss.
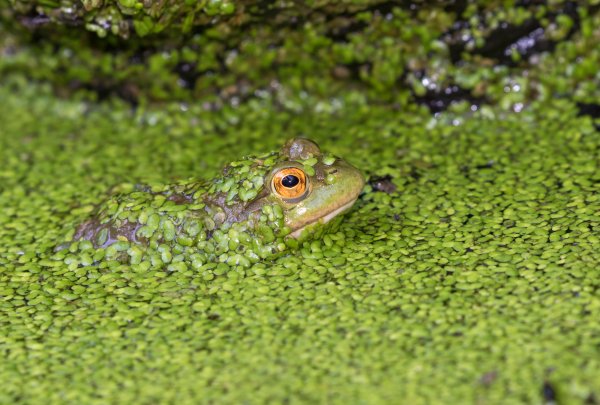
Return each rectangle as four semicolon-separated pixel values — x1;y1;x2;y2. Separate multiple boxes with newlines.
0;76;599;403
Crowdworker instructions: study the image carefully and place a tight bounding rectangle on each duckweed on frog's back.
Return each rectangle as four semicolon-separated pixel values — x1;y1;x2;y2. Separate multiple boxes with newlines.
69;138;364;267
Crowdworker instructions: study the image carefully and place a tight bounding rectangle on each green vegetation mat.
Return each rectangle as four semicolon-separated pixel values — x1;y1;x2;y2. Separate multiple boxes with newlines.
1;79;599;403
2;0;600;403
2;1;599;105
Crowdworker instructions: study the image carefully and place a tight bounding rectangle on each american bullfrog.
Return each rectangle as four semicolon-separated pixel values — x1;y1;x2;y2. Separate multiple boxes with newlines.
71;138;364;267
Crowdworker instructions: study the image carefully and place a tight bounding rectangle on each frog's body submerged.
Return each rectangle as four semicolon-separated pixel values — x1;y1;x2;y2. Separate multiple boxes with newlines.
73;139;364;266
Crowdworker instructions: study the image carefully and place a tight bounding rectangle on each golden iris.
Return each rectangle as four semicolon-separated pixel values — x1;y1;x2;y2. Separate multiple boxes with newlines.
272;167;308;200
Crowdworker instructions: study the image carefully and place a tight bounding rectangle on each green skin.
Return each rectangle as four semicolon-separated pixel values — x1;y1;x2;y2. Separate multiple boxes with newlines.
72;138;365;267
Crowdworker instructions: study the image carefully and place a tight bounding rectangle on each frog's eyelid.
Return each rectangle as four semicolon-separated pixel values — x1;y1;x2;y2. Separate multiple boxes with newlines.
280;194;309;204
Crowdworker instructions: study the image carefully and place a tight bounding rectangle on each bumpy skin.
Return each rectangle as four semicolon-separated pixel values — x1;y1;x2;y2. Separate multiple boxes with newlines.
73;139;364;267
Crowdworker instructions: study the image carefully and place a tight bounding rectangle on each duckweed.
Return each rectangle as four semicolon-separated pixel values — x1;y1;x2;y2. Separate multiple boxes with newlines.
1;2;598;108
0;78;598;403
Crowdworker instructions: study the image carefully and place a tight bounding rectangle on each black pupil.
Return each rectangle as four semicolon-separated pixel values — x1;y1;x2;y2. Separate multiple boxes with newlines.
281;175;300;188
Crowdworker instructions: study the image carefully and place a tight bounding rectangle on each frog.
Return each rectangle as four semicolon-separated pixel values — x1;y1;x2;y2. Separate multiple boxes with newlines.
70;138;365;267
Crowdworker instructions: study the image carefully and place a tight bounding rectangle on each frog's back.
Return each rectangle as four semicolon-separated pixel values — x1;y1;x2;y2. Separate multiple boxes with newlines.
74;180;211;248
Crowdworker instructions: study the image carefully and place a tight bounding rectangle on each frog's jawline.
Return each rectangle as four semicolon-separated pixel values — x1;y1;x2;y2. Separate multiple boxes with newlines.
288;199;357;239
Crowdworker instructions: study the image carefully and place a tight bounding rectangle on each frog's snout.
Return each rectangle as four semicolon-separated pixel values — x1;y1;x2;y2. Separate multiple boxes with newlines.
349;167;366;201
330;160;365;206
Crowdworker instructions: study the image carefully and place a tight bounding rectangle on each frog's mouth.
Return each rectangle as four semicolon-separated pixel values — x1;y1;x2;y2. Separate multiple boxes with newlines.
288;198;357;239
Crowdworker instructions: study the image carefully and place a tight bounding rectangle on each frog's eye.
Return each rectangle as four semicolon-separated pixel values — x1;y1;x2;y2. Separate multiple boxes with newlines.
272;167;308;201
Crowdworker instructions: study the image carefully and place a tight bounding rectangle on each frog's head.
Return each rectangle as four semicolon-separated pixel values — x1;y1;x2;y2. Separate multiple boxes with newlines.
251;138;365;239
213;138;364;241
